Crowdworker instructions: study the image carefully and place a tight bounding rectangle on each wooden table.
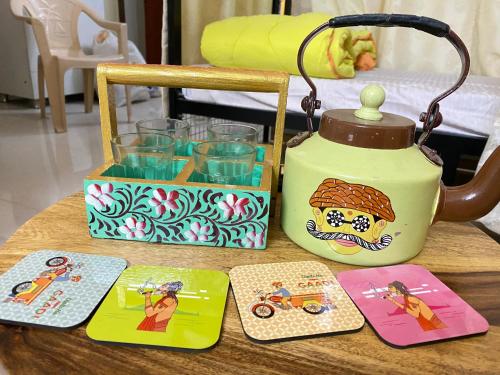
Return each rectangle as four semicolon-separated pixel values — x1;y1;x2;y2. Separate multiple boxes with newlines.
1;193;499;374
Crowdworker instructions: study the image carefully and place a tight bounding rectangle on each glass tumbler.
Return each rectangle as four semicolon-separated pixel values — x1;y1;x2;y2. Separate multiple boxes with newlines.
207;123;258;145
193;141;256;185
136;118;191;156
111;132;175;180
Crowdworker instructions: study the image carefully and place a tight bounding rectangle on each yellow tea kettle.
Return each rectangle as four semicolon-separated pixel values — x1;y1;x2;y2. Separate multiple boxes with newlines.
281;14;500;266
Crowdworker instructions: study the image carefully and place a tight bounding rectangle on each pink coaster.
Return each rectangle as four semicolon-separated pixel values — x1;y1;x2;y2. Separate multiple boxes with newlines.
337;264;488;347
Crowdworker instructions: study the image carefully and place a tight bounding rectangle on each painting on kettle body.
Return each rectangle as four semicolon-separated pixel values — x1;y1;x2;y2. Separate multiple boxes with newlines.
307;178;396;255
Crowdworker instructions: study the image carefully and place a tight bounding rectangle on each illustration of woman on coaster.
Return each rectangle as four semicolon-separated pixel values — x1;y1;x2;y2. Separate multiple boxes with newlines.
137;280;183;332
384;281;447;331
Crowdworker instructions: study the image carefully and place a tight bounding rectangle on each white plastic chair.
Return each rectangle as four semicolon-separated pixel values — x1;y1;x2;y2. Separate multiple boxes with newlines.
10;0;132;133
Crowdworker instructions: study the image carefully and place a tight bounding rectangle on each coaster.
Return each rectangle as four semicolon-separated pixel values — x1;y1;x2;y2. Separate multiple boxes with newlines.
86;265;229;350
337;264;489;347
229;261;364;342
0;250;127;329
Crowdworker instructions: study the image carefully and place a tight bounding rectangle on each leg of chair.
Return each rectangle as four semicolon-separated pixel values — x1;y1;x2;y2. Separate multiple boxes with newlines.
83;69;94;113
44;62;68;133
37;56;46;118
125;85;132;123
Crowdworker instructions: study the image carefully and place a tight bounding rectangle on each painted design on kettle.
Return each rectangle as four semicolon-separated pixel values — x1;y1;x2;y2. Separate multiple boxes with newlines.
306;178;395;255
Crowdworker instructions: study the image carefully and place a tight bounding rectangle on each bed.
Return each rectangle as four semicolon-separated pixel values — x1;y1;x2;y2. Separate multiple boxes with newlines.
166;0;496;185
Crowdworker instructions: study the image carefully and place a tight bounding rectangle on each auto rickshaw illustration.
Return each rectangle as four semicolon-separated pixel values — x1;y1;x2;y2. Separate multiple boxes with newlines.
5;256;82;305
250;289;336;319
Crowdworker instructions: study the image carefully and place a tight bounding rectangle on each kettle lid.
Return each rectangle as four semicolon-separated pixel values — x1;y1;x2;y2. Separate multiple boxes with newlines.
319;85;415;150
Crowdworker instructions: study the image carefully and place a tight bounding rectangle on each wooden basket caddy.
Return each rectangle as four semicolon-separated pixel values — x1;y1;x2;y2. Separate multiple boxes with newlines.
84;64;289;249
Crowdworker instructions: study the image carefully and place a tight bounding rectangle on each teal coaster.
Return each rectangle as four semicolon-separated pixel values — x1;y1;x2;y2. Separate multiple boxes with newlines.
0;250;127;329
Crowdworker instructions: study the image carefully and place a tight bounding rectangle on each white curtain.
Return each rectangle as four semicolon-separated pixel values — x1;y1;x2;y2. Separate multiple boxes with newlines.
180;0;272;65
293;0;500;77
165;0;499;76
161;0;272;115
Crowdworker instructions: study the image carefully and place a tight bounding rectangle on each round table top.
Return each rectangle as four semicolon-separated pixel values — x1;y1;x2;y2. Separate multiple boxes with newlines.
0;193;499;374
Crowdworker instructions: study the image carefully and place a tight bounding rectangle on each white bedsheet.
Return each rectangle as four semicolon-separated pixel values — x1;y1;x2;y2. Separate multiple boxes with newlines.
183;69;500;137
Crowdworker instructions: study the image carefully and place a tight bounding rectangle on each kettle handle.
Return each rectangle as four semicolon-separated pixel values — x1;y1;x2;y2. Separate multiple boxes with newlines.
297;14;470;153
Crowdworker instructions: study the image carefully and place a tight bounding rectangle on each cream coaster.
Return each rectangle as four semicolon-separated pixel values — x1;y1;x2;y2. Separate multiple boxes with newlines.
229;261;364;341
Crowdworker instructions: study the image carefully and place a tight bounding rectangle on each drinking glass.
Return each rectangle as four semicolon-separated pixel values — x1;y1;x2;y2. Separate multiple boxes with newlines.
136;118;190;156
193;141;256;185
111;132;175;180
207;123;258;145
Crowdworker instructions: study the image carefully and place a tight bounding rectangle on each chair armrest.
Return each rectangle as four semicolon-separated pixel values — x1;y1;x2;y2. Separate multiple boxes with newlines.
27;17;53;60
90;18;124;34
9;0;32;24
117;23;129;59
11;14;32;24
81;7;128;58
9;2;52;58
80;6;123;34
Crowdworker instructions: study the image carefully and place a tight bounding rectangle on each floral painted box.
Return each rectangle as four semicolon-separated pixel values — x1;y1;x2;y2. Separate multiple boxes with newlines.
88;63;289;250
84;146;273;250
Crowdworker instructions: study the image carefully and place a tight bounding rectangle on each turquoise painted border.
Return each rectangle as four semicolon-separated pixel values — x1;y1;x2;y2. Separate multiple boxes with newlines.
84;179;270;250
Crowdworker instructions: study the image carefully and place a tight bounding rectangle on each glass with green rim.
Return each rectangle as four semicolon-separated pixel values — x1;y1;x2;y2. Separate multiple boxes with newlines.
193;141;256;186
136;118;191;156
111;132;175;180
207;123;258;145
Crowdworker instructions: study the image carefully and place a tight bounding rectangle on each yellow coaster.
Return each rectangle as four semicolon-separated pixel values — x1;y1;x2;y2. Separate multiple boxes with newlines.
229;261;364;341
87;265;229;350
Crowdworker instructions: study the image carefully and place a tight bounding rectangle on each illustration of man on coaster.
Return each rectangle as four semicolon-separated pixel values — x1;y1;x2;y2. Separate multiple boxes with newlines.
270;281;292;310
250;281;335;319
137;280;183;332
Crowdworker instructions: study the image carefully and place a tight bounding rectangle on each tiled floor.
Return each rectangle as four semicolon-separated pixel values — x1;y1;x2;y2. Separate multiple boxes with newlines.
0;97;163;244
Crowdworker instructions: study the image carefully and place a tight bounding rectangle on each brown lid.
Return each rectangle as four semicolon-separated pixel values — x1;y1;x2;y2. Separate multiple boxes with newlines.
319;85;415;149
309;178;396;222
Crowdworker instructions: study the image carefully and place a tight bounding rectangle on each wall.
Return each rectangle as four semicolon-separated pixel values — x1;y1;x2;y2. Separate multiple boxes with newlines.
104;0;146;56
104;0;120;22
181;0;273;65
124;0;146;56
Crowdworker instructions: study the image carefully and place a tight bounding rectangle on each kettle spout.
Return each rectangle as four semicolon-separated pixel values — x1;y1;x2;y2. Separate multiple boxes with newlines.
434;146;500;222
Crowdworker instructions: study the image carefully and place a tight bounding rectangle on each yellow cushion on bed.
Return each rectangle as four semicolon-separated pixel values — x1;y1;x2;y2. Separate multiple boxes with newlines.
201;13;376;79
